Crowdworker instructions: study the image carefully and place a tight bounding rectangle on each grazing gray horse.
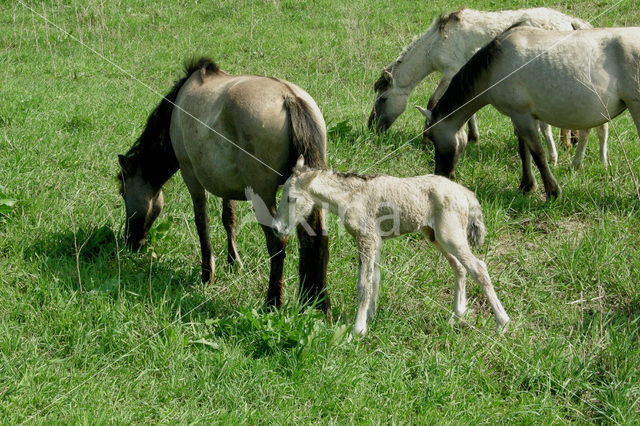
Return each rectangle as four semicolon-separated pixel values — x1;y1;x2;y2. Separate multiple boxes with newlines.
118;58;330;311
272;157;510;338
418;26;640;199
368;7;607;166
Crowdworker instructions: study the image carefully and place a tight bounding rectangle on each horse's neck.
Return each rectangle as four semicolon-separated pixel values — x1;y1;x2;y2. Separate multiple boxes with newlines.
306;173;364;215
391;28;441;90
435;78;490;130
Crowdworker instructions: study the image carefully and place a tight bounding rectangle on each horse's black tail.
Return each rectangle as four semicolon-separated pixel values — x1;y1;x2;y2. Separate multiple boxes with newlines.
283;94;330;313
283;94;327;169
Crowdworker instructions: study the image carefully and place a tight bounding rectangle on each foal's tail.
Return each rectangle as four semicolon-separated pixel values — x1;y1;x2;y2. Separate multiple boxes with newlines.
283;94;327;169
465;192;486;247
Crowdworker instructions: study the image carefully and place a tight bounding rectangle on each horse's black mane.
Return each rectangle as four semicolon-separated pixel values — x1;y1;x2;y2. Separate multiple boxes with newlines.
117;57;220;191
428;22;531;120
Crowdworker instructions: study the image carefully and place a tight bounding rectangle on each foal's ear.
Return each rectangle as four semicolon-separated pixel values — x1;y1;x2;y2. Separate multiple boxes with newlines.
293;155;305;174
415;105;432;122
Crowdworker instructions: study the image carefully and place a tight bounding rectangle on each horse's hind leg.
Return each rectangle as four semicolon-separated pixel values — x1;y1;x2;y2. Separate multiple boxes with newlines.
538;122;557;167
434;225;509;330
297;207;330;313
571;128;592;169
222;199;242;268
596;123;609;167
261;221;287;308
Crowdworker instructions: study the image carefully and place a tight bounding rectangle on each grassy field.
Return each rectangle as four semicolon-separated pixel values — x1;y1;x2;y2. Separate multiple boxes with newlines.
2;0;640;422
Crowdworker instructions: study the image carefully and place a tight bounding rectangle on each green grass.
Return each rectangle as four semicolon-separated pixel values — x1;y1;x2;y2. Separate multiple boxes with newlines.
2;0;640;423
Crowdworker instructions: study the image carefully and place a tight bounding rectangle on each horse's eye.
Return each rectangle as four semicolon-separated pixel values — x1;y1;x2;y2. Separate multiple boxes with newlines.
378;97;387;104
289;196;296;203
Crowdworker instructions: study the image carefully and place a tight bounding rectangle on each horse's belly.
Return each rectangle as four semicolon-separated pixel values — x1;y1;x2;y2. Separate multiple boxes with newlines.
186;138;248;199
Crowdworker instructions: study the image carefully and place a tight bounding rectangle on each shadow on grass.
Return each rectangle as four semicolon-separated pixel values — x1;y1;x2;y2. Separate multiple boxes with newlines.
23;225;238;321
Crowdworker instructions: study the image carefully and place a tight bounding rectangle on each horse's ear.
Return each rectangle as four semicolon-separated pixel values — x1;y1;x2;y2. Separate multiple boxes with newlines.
293;155;305;174
118;154;130;173
415;105;432;122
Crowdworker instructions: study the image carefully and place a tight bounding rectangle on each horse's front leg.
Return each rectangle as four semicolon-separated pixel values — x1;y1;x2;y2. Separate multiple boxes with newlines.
353;237;379;338
467;115;480;143
222;199;242;268
180;168;215;283
514;116;561;199
516;133;536;193
190;188;214;283
297;207;330;313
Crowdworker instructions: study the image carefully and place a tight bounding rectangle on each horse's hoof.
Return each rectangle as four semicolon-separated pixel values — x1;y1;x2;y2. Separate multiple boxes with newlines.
496;319;509;335
519;182;536;194
546;186;562;201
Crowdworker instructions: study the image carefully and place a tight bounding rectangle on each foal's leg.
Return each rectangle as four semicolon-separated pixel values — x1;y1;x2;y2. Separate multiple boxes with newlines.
297;207;330;312
538;122;557;167
353;237;379;338
222;199;242;268
571;128;592;169
434;223;509;330
425;229;467;322
180;168;214;283
368;246;381;320
596;123;609;167
513;116;561;199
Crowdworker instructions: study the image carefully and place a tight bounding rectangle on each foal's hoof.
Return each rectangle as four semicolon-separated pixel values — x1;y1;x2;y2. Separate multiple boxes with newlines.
201;256;215;283
496;319;510;335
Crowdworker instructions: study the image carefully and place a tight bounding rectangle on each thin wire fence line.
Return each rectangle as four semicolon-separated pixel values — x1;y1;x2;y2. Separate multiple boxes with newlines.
20;247;283;424
17;1;283;178
15;1;628;423
363;0;628;173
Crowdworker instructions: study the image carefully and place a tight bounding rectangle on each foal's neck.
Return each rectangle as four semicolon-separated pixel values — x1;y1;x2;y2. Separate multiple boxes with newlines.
306;171;368;215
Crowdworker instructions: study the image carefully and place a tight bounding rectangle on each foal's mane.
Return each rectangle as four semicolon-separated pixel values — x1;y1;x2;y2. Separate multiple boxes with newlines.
117;57;221;191
333;170;379;181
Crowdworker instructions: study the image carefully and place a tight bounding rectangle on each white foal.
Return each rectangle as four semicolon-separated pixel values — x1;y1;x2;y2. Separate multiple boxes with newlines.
272;156;510;338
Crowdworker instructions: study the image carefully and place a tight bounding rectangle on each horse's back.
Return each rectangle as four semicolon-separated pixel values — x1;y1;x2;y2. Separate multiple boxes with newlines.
171;73;325;200
488;27;640;128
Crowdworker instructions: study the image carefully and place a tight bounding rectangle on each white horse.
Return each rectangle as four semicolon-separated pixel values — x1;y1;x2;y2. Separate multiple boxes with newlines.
368;7;609;167
272;156;510;338
418;26;640;199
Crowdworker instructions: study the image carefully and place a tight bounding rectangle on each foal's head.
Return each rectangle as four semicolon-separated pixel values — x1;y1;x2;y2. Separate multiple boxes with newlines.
272;156;317;237
416;106;467;179
368;67;409;132
117;155;165;250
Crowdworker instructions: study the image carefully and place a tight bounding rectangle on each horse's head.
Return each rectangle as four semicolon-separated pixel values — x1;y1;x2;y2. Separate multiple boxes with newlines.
117;154;164;250
367;68;408;132
416;106;467;179
272;156;316;237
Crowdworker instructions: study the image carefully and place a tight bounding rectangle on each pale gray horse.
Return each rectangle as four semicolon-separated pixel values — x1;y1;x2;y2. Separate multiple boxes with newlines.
418;26;640;199
272;156;510;338
118;58;330;311
369;7;608;167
